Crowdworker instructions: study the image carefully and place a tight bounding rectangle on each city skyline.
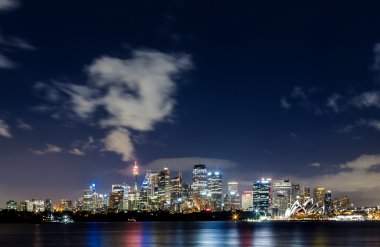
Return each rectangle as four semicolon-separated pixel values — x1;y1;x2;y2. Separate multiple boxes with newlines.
1;161;357;213
1;1;380;207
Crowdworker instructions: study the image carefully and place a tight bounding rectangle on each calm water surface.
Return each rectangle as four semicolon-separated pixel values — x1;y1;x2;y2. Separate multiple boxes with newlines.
1;221;380;246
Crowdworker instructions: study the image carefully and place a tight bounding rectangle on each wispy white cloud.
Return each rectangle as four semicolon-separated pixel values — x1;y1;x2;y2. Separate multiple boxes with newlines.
308;162;321;168
68;148;85;156
102;128;134;161
0;53;15;68
280;97;291;109
0;31;35;50
326;94;342;113
0;0;34;69
339;118;380;133
291;86;307;99
0;119;11;138
36;50;192;162
307;154;380;194
351;91;380;108
30;143;62;155
0;0;18;11
16;119;32;130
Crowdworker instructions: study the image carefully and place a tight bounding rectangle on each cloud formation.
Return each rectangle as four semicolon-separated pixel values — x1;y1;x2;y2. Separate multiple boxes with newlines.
339;119;380;133
0;0;18;11
0;119;11;138
326;94;341;113
103;128;134;161
16;119;32;130
351;91;380;108
37;50;192;161
0;0;34;69
308;162;321;167
30;144;62;155
68;148;85;156
280;97;291;109
306;154;380;195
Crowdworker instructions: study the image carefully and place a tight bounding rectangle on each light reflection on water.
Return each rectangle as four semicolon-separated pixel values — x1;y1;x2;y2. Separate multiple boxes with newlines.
1;221;380;246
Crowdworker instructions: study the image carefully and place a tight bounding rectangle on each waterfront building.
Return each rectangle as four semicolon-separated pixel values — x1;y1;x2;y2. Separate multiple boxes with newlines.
170;173;183;212
224;181;241;210
207;171;222;211
109;184;125;211
291;184;301;204
158;167;171;210
32;199;45;212
241;191;253;211
45;199;52;213
313;187;325;205
338;195;350;210
6;200;17;210
253;178;272;214
192;164;208;210
301;186;311;204
324;190;333;215
60;199;74;211
272;179;292;217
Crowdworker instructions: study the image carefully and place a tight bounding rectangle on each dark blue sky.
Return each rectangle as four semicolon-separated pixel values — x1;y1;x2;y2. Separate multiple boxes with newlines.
1;0;380;206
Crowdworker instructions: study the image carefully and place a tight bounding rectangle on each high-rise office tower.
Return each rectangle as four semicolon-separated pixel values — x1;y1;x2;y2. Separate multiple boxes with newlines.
313;187;325;205
81;186;94;211
158;167;170;209
6;200;17;210
44;199;52;214
272;179;292;217
324;190;333;215
110;184;125;211
207;171;222;211
224;181;241;210
253;178;272;214
192;164;208;210
338;195;350;210
170;173;183;212
241;191;253;211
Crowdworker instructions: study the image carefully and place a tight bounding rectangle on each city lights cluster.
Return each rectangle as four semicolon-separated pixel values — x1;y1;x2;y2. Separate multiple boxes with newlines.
4;162;377;221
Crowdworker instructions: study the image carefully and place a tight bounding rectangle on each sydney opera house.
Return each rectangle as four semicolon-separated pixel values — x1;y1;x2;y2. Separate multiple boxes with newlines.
285;198;325;218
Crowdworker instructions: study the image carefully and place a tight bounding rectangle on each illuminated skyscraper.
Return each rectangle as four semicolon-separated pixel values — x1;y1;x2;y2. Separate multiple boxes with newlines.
170;173;183;212
224;181;241;210
324;190;333;215
253;178;272;214
313;187;325;205
158;167;170;209
6;200;17;210
192;164;208;210
109;184;125;211
45;199;52;214
241;191;253;211
207;171;222;211
272;179;292;217
338;195;350;210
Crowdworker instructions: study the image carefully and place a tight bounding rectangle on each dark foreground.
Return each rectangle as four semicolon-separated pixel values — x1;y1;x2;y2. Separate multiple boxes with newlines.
1;221;380;247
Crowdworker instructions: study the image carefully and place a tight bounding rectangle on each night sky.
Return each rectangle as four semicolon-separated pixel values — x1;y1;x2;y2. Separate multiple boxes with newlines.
1;0;380;206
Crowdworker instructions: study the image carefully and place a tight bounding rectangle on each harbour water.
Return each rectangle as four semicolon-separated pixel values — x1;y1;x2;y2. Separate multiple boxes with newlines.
1;221;380;246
